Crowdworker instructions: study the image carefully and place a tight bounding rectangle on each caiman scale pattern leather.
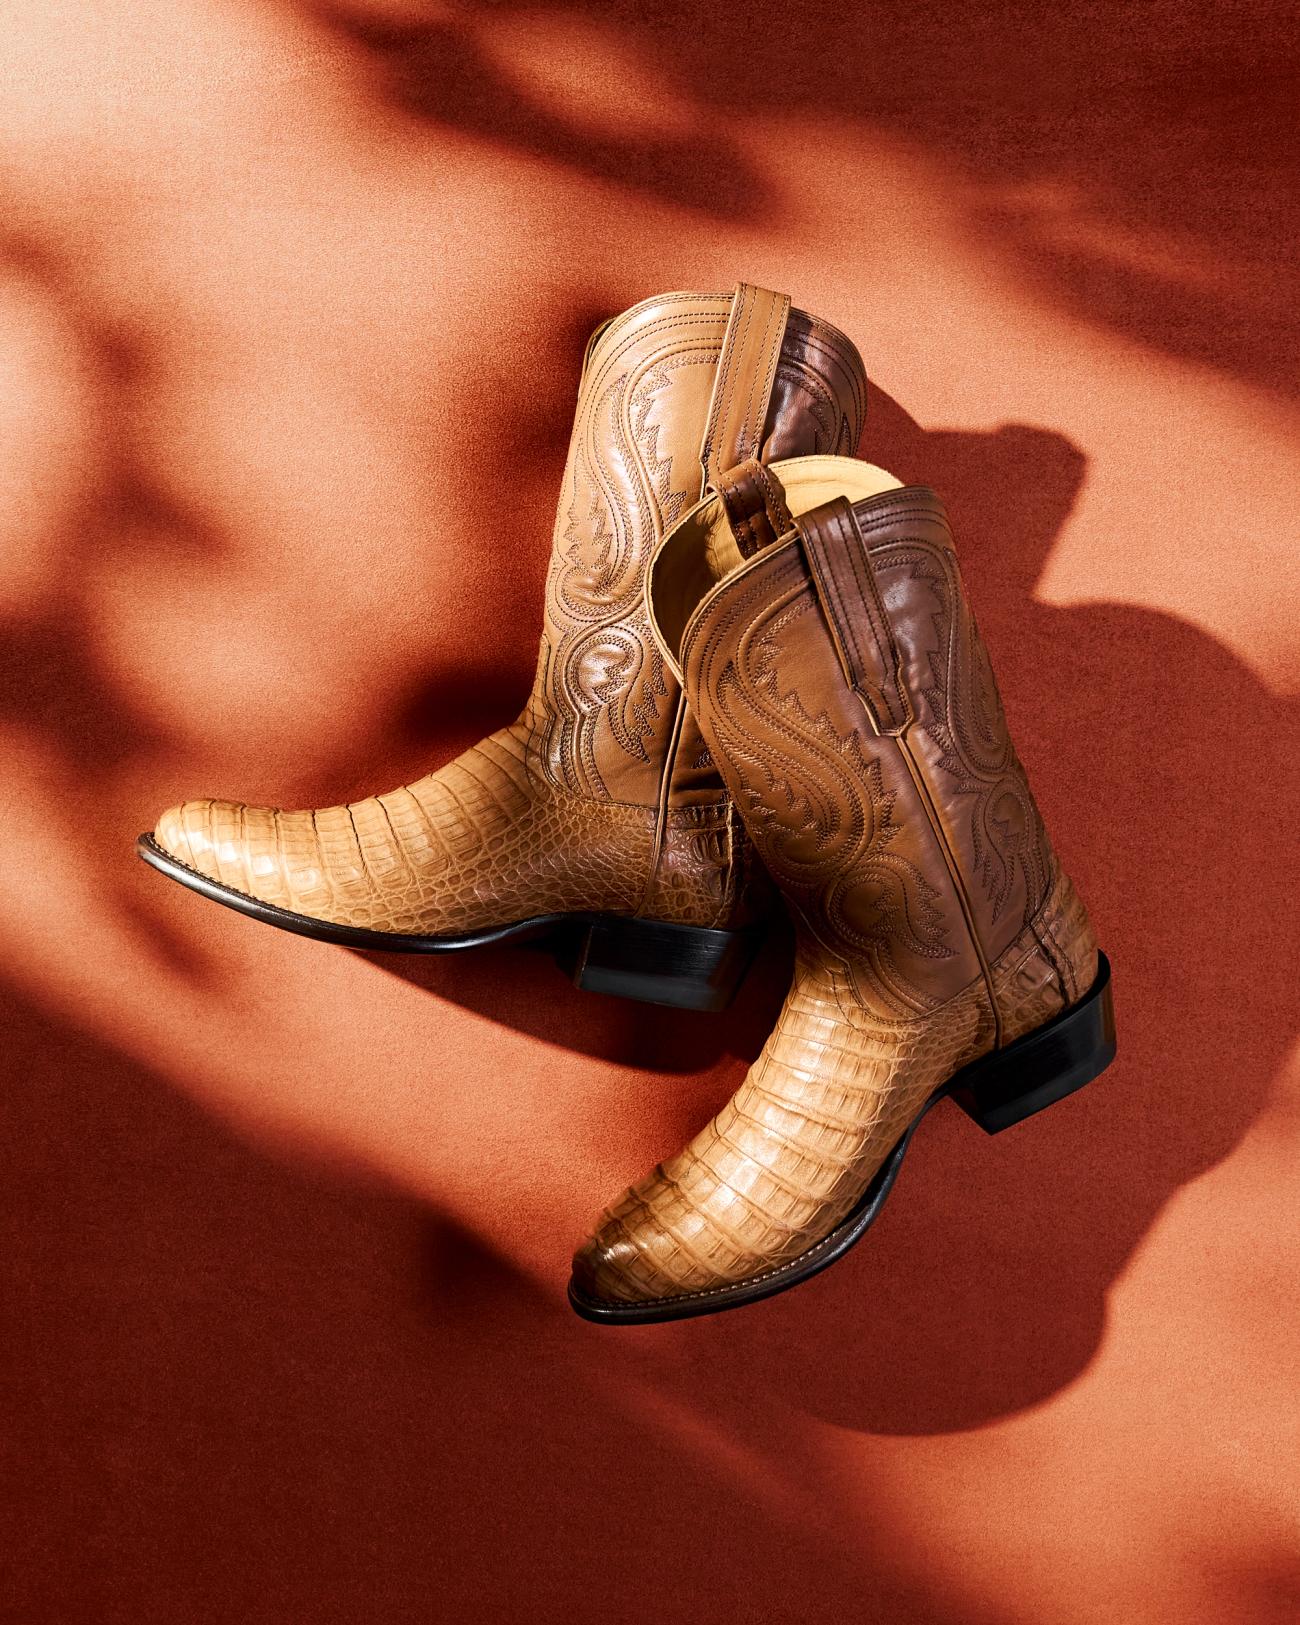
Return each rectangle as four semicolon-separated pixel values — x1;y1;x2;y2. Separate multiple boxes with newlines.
572;470;1100;1309
150;289;866;939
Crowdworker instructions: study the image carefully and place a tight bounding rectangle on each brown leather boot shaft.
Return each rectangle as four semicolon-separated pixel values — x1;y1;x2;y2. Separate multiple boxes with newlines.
788;485;1097;1026
531;289;867;809
527;288;864;925
678;474;1099;1033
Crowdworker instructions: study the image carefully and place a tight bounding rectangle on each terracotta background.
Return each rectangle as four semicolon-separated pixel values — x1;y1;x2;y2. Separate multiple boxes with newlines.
3;3;1298;1621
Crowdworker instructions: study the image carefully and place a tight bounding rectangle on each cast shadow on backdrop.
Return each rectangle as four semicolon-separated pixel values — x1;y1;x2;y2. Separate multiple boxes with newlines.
3;1001;1006;1625
3;12;1297;1618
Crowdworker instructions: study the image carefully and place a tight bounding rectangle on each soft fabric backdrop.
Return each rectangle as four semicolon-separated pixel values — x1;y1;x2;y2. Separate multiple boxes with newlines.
2;3;1297;1621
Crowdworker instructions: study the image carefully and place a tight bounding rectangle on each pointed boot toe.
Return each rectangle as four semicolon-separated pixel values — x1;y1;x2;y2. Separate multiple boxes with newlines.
138;285;868;1008
145;797;314;914
568;1228;649;1312
141;794;436;939
569;1189;723;1320
151;799;245;887
153;801;204;871
569;1151;825;1323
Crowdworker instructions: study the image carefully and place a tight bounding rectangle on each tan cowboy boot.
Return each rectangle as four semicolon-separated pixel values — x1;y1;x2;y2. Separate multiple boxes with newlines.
570;455;1115;1318
137;287;867;1009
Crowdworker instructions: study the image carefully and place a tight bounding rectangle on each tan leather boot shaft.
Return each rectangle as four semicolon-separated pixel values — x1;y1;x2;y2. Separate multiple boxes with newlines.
147;290;866;951
572;457;1101;1311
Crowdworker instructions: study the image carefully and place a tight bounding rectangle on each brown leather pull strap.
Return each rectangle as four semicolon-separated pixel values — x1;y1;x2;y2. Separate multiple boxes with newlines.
699;283;791;491
797;497;913;736
715;458;795;558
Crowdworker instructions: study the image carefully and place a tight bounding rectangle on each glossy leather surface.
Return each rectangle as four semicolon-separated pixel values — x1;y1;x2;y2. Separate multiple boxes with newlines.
150;290;867;937
572;466;1099;1307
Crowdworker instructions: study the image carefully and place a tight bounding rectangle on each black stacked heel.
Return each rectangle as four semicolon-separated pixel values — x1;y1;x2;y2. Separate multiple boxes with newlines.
560;916;763;1012
949;953;1116;1133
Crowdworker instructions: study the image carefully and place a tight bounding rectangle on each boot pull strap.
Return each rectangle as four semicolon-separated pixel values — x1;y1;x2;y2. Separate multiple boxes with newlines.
797;496;913;737
715;458;795;558
699;283;791;492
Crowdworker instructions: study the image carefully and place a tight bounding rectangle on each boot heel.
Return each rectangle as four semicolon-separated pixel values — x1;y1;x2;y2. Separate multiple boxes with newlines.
563;917;762;1012
950;953;1116;1134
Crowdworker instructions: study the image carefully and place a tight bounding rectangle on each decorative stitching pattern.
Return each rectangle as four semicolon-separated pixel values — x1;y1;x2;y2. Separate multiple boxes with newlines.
892;540;1052;930
707;596;953;1013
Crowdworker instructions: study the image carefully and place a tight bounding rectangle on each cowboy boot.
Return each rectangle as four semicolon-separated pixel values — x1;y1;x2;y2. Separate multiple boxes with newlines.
570;454;1115;1318
137;286;867;1010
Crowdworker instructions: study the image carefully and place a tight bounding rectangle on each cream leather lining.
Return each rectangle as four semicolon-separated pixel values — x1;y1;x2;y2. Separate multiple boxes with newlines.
650;454;903;670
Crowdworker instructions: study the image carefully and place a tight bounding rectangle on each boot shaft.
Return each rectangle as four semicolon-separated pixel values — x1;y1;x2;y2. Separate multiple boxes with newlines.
530;289;867;809
654;457;1094;1029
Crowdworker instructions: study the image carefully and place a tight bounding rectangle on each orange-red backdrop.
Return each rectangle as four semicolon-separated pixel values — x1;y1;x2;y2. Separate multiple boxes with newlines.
3;3;1298;1621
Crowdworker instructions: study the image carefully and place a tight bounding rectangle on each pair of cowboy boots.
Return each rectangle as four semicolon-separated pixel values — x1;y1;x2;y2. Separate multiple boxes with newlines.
140;284;1115;1323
